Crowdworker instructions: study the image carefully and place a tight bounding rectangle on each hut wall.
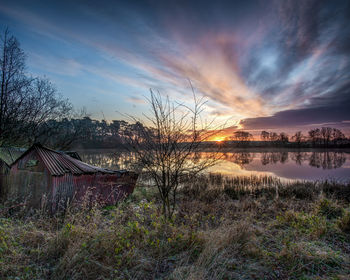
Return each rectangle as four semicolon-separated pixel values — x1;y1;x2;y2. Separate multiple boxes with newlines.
51;174;75;212
94;173;135;205
7;151;50;207
63;172;138;208
0;160;10;200
51;174;97;212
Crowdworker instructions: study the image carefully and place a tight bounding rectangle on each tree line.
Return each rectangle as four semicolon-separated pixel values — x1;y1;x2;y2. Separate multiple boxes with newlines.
36;117;144;149
226;128;349;147
260;128;347;147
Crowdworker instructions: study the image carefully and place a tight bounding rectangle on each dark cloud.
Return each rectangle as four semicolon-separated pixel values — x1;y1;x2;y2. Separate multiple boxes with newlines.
241;81;350;130
241;105;350;130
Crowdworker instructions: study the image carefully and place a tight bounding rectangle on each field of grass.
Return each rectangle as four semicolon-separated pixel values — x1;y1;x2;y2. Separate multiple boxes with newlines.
1;175;349;279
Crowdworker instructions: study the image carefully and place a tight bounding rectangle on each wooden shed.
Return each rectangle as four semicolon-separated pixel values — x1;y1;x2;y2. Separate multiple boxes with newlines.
5;144;138;212
0;158;10;200
0;147;26;200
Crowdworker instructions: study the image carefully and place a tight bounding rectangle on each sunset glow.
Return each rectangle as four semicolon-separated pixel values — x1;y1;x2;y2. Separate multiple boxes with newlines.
0;0;349;136
213;136;226;143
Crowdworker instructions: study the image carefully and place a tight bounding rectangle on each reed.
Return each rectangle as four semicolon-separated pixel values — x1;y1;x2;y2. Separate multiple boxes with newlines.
0;175;349;279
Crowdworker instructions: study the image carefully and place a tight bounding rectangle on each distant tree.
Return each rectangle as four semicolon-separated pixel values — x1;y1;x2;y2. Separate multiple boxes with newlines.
320;127;333;147
269;132;279;142
110;120;120;136
232;131;253;142
279;132;289;143
261;131;270;141
99;119;109;139
307;127;346;147
308;128;321;146
331;128;345;144
35;108;89;149
0;28;73;146
291;131;304;146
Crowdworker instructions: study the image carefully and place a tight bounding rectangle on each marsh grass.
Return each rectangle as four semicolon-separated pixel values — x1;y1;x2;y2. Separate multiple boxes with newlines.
0;174;349;279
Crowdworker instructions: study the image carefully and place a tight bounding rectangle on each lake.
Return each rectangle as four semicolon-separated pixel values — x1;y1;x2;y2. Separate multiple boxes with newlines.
78;149;350;182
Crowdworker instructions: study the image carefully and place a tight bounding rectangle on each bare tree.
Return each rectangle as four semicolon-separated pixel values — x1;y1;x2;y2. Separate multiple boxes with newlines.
291;131;304;146
320;127;333;147
35;108;89;150
331;128;345;144
125;90;221;219
261;131;270;141
232;131;253;142
0;28;73;146
307;127;346;147
269;132;279;142
308;128;321;146
278;132;289;143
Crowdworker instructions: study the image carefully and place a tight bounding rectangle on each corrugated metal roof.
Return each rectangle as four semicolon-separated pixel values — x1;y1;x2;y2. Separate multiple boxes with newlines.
14;144;121;176
62;151;82;161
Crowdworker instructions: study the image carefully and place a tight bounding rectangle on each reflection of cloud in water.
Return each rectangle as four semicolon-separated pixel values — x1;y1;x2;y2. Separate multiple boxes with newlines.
77;149;350;182
209;160;277;178
197;151;350;181
242;153;350;181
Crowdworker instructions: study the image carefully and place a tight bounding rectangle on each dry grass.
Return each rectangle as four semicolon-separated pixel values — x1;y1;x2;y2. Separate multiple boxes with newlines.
0;174;349;279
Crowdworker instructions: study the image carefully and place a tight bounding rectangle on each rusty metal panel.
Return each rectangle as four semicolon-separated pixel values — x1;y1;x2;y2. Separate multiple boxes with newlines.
12;144;125;176
0;160;10;200
70;172;138;206
6;144;139;212
51;174;75;212
7;153;49;208
33;144;121;176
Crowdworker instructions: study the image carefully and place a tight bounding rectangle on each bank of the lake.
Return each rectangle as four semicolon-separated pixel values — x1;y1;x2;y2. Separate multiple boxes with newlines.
1;175;349;279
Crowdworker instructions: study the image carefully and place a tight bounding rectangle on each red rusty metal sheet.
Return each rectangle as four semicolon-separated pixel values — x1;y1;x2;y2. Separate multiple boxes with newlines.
50;172;138;212
35;145;120;176
13;144;122;176
7;144;139;213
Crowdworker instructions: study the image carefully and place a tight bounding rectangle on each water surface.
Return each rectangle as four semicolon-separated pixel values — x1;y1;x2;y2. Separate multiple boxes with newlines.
78;149;350;182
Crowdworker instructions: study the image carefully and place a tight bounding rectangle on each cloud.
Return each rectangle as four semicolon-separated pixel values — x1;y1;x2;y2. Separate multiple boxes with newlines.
28;54;84;76
241;105;350;130
1;0;350;130
126;96;146;104
241;78;350;130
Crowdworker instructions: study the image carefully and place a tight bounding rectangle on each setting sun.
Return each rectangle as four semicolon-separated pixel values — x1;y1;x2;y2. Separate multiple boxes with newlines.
213;136;226;142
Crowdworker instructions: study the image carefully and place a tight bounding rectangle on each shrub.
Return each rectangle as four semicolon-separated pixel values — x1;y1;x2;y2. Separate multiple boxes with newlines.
315;198;344;219
279;182;317;200
276;210;328;237
275;241;344;277
337;211;350;233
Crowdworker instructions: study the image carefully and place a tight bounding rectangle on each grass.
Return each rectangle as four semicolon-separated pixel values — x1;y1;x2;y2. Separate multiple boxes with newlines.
0;174;349;279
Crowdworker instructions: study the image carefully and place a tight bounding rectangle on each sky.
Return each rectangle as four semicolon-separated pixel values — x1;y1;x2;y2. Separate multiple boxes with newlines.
1;0;350;137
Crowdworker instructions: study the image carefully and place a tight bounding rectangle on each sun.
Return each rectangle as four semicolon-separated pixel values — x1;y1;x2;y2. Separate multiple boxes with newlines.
213;136;226;142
